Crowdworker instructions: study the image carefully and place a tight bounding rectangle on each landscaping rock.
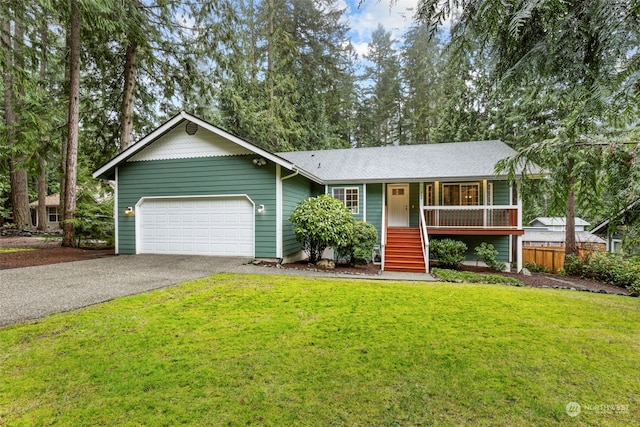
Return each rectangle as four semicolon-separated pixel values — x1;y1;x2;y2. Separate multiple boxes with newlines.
316;258;336;269
520;267;531;276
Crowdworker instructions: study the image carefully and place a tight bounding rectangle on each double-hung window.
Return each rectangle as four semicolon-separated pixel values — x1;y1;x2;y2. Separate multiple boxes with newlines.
48;207;60;223
332;187;359;214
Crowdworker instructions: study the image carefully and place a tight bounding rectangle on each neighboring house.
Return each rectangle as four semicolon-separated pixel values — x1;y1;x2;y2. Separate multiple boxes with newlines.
591;200;640;253
29;194;62;229
523;217;606;250
528;217;590;231
93;112;533;273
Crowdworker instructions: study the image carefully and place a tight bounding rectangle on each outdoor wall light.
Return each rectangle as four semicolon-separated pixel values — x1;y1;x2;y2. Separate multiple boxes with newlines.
257;204;265;213
252;158;267;167
124;207;135;215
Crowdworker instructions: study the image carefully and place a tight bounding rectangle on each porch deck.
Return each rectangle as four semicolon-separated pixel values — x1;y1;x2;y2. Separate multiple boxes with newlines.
423;205;523;236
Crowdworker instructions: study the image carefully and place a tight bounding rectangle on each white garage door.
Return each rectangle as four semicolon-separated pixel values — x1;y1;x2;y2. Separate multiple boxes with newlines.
138;196;254;256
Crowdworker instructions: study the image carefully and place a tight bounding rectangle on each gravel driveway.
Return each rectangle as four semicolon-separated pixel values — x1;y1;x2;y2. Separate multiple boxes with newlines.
0;254;250;327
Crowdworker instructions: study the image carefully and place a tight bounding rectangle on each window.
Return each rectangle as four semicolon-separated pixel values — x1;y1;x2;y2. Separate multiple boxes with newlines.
425;184;433;206
48;207;60;223
442;183;480;206
332;187;359;214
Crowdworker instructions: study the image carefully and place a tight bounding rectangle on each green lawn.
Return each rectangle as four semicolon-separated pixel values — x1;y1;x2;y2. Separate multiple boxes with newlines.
0;247;35;253
1;274;638;426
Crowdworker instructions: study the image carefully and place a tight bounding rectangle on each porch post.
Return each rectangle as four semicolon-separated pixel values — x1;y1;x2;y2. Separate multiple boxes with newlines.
516;180;523;272
381;184;386;271
482;180;488;226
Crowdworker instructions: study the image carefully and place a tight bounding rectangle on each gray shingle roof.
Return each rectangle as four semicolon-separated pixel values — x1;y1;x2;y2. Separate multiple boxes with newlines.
278;140;534;183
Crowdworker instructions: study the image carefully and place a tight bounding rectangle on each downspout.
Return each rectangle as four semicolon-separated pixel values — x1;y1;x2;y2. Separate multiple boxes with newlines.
278;168;300;263
281;169;299;181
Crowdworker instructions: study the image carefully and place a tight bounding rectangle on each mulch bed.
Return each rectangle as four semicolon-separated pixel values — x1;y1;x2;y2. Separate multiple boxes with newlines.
460;265;632;296
261;260;382;276
0;236;114;270
2;235;630;296
261;259;632;296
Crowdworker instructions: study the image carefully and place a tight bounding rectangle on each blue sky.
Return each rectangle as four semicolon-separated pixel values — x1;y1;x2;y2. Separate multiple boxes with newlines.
339;0;421;57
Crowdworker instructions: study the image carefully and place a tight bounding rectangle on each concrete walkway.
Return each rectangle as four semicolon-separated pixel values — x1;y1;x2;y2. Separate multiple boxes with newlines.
232;263;437;282
0;255;436;327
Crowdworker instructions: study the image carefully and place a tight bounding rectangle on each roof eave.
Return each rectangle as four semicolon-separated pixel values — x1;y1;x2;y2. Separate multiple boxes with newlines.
321;174;531;185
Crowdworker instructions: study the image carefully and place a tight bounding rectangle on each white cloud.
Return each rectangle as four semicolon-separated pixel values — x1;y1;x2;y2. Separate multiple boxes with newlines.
340;0;420;56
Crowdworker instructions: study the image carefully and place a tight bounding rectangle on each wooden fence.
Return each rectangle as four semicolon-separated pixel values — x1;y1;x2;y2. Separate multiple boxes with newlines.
522;246;594;273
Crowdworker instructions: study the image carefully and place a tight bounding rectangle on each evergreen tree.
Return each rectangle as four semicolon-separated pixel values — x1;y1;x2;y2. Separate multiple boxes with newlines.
419;0;640;260
401;22;443;144
356;24;402;147
219;0;355;151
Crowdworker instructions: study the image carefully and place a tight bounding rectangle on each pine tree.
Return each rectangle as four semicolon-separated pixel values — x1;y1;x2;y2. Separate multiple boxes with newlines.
419;0;640;260
357;24;402;147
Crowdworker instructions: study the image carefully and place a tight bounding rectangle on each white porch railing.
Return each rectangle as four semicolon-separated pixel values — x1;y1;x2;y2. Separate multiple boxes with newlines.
424;205;518;228
419;207;430;273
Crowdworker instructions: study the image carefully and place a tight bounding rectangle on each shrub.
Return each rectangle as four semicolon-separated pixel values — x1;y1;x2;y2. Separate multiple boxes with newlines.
289;194;354;264
563;252;640;295
431;268;522;286
430;238;467;270
65;188;114;248
474;242;506;271
336;221;378;266
523;261;550;274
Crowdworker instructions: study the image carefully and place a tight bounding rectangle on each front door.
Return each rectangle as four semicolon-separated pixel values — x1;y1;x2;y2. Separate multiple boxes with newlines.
387;184;409;227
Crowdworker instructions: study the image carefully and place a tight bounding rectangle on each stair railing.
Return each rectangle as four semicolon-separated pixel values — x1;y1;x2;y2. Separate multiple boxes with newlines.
419;207;430;273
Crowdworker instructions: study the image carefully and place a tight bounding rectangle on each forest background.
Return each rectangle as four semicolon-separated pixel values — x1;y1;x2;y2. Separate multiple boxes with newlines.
1;0;639;251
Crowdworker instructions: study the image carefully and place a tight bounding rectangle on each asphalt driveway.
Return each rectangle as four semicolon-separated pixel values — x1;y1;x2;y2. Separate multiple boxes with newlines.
0;254;250;327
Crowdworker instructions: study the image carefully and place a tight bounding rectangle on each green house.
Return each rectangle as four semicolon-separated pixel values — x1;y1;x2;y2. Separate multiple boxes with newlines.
94;112;531;273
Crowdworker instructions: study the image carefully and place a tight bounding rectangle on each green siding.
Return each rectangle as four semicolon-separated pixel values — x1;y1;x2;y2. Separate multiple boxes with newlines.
365;183;383;245
492;180;510;205
118;155;277;257
431;235;510;262
282;174;320;257
409;183;420;227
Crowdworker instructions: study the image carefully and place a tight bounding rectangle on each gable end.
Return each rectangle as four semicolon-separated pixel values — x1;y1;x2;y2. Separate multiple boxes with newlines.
128;122;252;162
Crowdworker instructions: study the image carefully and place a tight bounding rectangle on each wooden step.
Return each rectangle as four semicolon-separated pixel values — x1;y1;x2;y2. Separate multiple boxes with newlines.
384;227;426;273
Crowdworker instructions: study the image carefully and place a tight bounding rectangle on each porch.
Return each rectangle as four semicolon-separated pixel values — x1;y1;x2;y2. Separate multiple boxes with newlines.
423;205;524;236
379;181;525;273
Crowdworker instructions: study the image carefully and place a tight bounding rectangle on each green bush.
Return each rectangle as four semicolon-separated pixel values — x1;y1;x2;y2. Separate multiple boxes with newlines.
563;252;640;295
64;188;114;248
289;194;354;264
336;221;378;266
432;268;522;286
523;261;550;274
430;238;467;270
474;242;506;271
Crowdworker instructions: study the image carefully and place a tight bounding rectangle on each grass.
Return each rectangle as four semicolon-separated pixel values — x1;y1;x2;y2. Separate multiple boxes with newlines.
1;274;638;426
431;267;523;285
0;247;35;254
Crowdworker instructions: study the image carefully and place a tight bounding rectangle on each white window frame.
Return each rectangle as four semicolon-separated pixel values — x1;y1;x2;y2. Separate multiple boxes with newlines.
332;187;359;214
48;207;60;223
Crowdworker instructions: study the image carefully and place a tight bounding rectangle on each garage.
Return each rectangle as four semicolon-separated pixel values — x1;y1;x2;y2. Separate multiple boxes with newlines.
137;196;254;256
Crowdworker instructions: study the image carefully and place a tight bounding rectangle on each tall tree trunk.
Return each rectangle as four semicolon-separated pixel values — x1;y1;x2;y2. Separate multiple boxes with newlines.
565;156;578;258
120;39;137;151
267;0;275;145
62;0;80;247
36;156;47;230
2;15;31;229
36;18;49;231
